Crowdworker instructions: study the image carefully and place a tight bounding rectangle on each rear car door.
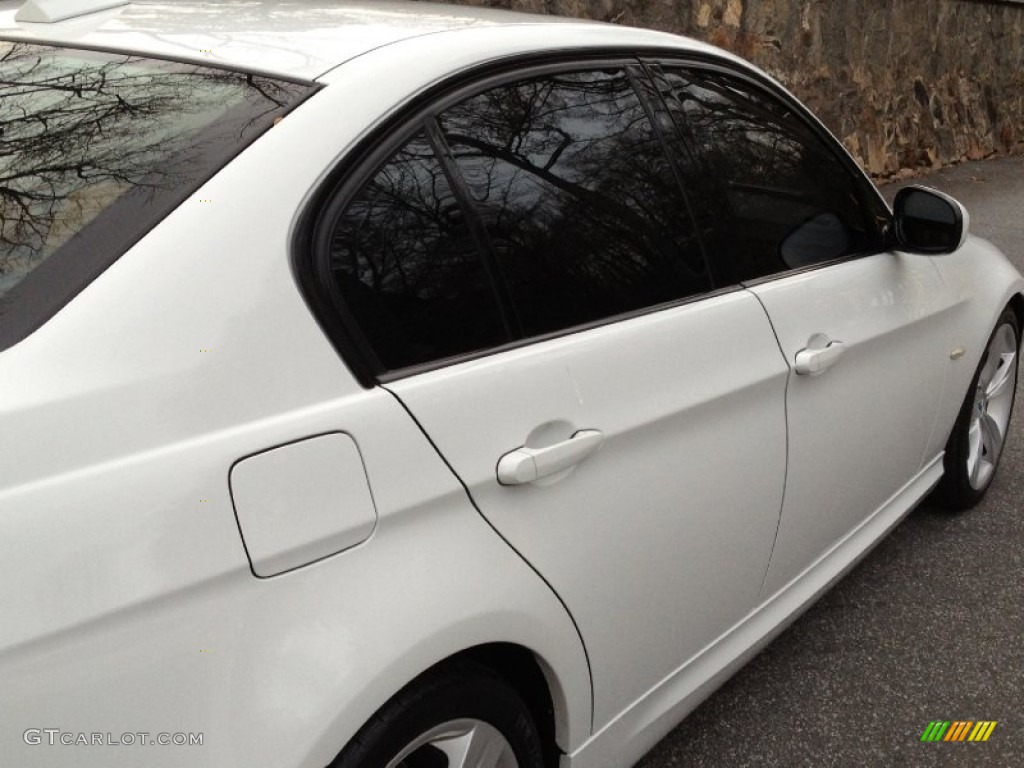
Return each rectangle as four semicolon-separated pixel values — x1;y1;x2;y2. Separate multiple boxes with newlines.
651;64;956;596
313;62;790;727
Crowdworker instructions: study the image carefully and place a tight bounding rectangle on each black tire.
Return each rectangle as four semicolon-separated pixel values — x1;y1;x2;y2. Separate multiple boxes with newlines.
932;308;1020;510
330;660;546;768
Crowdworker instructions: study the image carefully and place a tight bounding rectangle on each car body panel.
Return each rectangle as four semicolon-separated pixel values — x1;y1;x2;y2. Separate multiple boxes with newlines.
0;390;590;768
749;250;955;595
387;289;790;729
0;0;579;80
564;454;944;768
920;236;1024;459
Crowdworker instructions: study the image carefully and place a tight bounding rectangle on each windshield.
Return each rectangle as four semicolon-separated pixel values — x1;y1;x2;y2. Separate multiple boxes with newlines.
0;41;314;348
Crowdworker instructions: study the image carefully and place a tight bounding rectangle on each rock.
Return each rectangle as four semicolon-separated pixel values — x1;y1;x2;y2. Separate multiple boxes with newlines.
446;0;1024;179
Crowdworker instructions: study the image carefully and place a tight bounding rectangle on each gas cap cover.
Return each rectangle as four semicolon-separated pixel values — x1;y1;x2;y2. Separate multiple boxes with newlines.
230;432;376;577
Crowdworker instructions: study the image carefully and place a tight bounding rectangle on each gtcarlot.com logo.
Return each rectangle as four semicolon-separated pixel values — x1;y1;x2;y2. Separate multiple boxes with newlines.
24;729;203;747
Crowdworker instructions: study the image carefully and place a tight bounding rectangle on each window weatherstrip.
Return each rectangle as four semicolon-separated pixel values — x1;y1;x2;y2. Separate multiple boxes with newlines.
627;62;718;291
423;116;523;342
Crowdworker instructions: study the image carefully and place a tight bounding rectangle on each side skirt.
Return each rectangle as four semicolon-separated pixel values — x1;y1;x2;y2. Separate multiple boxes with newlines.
565;454;944;768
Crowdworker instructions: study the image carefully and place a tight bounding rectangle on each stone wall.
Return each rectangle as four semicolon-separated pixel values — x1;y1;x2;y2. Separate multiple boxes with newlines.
443;0;1024;179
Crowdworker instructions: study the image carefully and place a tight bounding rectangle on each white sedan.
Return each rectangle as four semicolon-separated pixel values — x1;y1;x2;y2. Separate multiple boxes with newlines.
0;1;1020;767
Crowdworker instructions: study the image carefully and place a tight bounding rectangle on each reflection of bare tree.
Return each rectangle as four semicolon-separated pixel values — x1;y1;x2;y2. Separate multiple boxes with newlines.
665;72;817;191
332;136;467;297
657;67;872;281
328;68;715;365
440;69;709;333
329;132;507;368
0;42;299;293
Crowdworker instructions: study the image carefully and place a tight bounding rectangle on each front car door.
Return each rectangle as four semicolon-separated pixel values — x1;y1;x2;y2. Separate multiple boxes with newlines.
650;63;956;596
313;61;790;728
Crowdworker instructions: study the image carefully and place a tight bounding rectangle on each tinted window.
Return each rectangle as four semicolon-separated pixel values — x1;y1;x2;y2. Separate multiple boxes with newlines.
439;68;711;337
654;67;878;283
0;43;312;351
326;132;508;370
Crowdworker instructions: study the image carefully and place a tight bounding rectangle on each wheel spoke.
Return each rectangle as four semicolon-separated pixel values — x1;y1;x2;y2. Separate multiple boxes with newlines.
986;352;1017;401
967;418;983;487
446;721;512;768
398;719;517;768
977;350;998;391
981;411;1005;463
992;324;1018;358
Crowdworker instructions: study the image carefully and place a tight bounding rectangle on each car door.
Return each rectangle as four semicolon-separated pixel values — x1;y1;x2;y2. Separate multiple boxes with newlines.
651;63;956;596
314;62;790;728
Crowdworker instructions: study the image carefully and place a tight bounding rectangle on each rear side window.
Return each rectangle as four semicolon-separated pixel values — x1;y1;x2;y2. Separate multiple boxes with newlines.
653;67;879;284
0;42;313;350
323;65;712;375
326;133;510;370
438;69;710;337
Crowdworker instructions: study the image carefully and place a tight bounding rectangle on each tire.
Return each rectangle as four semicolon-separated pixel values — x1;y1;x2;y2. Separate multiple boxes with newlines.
330;660;546;768
932;308;1020;510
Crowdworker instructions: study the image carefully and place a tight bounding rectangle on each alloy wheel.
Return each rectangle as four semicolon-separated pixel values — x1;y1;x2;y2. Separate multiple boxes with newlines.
967;322;1018;490
387;718;520;768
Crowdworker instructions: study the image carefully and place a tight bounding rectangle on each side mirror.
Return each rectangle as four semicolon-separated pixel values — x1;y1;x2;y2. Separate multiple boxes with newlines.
892;186;970;254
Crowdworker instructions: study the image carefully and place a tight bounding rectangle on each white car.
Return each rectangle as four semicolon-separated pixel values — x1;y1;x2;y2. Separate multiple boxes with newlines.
1;1;1020;766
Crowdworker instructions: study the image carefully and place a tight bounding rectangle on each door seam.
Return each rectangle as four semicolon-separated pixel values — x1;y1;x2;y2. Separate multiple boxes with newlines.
742;286;792;600
379;383;597;733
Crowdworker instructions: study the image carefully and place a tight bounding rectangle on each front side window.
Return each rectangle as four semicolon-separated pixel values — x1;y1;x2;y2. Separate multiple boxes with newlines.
653;66;881;284
0;42;313;350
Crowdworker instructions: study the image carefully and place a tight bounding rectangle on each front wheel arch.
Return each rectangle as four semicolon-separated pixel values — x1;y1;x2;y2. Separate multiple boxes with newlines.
932;305;1020;509
1006;293;1024;344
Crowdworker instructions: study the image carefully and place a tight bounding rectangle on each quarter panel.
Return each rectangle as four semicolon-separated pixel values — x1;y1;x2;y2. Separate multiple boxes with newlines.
0;387;590;767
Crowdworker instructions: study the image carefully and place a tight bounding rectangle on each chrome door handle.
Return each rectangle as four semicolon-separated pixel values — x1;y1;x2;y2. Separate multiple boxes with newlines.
794;334;846;376
497;429;604;486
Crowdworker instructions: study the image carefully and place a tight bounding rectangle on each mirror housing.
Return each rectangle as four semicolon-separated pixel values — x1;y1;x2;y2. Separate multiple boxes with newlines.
891;185;970;254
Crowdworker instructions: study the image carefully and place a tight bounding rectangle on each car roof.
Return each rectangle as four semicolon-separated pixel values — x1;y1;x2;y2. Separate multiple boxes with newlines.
0;0;687;80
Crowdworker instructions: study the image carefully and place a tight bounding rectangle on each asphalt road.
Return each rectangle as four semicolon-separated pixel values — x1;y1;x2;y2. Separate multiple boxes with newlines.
638;155;1024;768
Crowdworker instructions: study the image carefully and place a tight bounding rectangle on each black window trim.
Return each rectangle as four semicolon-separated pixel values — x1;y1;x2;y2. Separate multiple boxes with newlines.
422;116;523;342
626;63;718;286
373;284;741;384
297;47;889;387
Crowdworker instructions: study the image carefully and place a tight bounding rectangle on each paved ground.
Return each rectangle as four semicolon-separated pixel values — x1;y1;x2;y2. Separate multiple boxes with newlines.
638;155;1024;768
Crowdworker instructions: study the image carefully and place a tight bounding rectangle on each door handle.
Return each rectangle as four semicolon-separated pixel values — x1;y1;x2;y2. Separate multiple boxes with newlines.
794;333;846;376
497;429;604;486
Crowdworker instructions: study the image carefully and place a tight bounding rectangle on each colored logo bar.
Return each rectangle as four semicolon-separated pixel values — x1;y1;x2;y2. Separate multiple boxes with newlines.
920;721;997;742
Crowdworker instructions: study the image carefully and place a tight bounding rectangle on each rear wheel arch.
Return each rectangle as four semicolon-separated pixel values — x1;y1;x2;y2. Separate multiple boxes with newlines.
332;643;568;768
460;643;565;768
